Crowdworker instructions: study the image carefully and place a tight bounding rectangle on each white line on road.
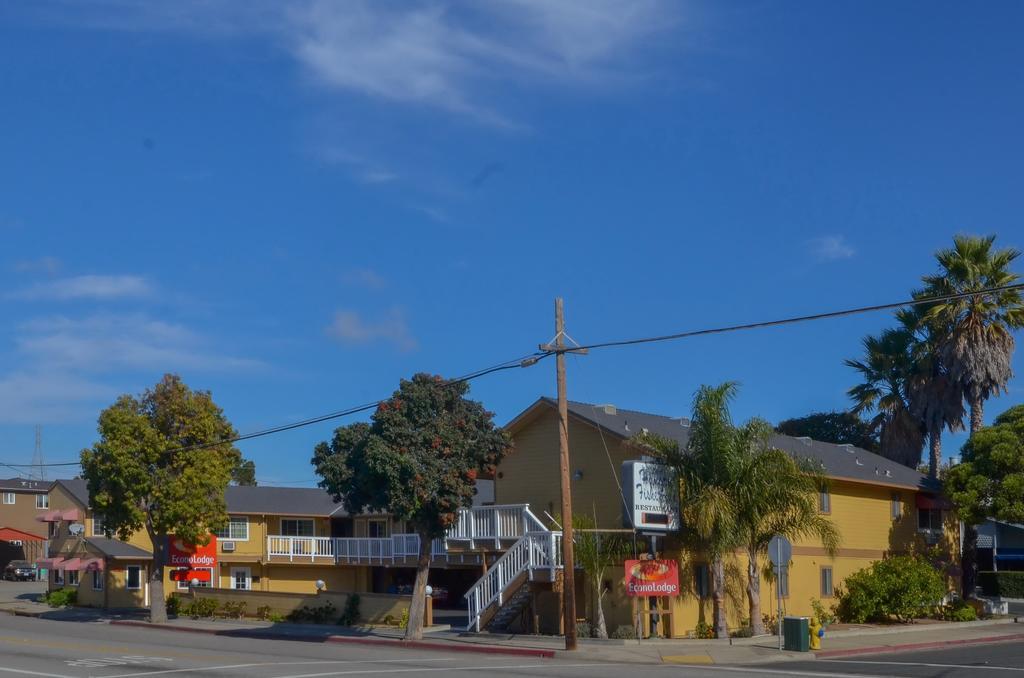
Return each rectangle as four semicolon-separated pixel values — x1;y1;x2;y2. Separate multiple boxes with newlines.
823;659;1024;672
0;667;74;678
681;666;898;678
107;659;457;678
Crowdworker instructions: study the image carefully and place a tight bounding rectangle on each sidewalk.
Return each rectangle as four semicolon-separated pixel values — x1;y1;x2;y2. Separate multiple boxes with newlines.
5;601;1023;665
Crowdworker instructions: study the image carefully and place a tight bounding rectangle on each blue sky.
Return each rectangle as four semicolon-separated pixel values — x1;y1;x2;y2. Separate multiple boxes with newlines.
1;1;1021;485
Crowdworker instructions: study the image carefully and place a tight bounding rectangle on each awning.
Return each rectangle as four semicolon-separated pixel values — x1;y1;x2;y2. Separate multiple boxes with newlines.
35;510;60;523
80;558;105;572
61;558;82;571
37;557;64;568
60;509;82;521
916;494;953;510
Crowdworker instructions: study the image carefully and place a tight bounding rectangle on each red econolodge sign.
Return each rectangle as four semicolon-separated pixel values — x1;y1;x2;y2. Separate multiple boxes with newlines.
625;559;679;597
168;535;217;569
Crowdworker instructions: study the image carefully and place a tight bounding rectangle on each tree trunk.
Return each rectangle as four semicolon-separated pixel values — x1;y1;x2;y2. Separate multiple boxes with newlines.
149;533;168;623
594;583;608;639
403;533;433;641
712;557;728;639
747;546;764;636
962;525;979;600
969;396;984;437
928;427;942;480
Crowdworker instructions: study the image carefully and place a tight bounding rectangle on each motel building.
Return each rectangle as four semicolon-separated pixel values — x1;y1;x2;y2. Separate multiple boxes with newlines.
37;397;960;637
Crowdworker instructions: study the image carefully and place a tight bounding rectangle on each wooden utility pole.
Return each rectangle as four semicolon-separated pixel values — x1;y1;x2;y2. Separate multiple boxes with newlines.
554;298;578;651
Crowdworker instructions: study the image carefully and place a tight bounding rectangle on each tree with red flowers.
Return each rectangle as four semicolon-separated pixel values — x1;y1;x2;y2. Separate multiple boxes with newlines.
311;373;511;640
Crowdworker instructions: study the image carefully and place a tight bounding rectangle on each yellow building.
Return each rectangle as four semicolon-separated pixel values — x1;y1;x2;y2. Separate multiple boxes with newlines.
489;398;957;638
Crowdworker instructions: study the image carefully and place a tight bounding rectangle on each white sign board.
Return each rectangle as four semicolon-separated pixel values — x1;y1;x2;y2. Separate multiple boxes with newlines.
621;460;681;532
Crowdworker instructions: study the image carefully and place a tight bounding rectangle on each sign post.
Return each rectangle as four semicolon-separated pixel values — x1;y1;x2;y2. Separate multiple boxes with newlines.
767;535;792;651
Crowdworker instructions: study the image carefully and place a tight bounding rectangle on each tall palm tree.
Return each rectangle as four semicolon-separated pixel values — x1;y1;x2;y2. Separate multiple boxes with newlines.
897;306;965;480
732;426;841;635
635;382;743;639
920;235;1024;435
845;329;926;468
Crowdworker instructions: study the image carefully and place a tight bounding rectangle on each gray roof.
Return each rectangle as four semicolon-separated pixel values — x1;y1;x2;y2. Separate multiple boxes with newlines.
0;477;51;493
542;398;938;492
225;485;345;517
85;537;152;559
54;478;91;507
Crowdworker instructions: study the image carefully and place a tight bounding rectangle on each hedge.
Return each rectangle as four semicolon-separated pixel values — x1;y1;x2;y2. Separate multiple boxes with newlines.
978;571;1024;598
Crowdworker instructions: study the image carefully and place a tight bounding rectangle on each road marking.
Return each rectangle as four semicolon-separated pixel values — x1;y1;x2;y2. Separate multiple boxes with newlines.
66;657;174;669
0;668;74;678
685;666;891;678
110;659;457;678
0;635;234;661
823;659;1024;672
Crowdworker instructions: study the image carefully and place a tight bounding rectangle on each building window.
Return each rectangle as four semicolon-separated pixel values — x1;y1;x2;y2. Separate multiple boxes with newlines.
54;569;64;585
918;508;942;532
176;567;212;590
820;567;833;598
231;567;251;591
49;521;60;538
92;570;103;591
214;516;249;541
891;493;902;520
819;489;831;514
367;518;390;538
92;514;106;536
694;563;710;598
280;519;314;537
67;570;80;587
2;492;14;505
36;494;49;509
126;565;142;590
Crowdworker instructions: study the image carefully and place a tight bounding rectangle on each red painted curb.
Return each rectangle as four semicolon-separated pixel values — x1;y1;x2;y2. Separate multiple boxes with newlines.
816;631;1024;658
108;621;555;659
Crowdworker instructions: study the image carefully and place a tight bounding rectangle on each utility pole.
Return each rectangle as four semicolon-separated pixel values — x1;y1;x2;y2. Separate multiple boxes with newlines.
540;298;587;651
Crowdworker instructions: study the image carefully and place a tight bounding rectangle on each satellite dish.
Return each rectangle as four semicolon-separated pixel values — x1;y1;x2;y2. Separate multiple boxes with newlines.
68;523;85;536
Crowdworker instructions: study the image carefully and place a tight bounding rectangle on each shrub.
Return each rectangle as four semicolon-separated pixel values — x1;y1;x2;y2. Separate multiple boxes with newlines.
288;601;337;624
810;597;837;627
938;599;978;622
730;626;754;638
693;621;715;639
267;612;286;623
610;624;636;639
182;597;219;619
398;607;410;630
338;594;361;626
256;605;272;621
44;588;77;608
835;556;945;623
575;621;593;638
978;572;1024;598
221;601;247;619
761;612;779;633
165;594;180;617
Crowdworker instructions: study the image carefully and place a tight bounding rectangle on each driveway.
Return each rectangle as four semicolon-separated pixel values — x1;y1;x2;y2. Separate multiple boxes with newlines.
0;578;46;605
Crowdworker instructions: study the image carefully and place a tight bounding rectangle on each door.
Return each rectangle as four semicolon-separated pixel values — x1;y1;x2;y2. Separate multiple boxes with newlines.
230;567;251;591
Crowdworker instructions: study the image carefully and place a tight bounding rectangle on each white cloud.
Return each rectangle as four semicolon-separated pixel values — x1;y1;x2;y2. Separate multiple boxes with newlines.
342;268;388;290
13;256;61;275
15;314;262;373
807;236;856;262
0;370;114;424
326;308;417;352
9;274;153;301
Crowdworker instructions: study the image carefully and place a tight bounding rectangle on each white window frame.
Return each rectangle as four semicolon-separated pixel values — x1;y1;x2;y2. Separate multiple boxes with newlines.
918;508;943;532
54;569;64;585
214;516;249;541
280;519;314;537
36;494;49;509
126;565;142;590
230;567;251;591
819;489;830;514
49;521;60;538
820;566;833;598
891;493;903;520
92;514;106;536
176;567;213;591
92;569;104;591
67;569;80;586
2;492;14;505
367;518;390;538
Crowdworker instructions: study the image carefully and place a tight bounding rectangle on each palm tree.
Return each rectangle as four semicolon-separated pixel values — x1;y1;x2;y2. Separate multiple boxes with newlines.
572;513;631;639
636;382;744;639
732;424;841;635
845;329;926;468
920;235;1024;435
897;307;965;480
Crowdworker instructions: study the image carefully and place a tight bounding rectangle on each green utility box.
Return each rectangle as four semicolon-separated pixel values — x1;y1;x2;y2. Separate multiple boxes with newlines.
783;616;810;652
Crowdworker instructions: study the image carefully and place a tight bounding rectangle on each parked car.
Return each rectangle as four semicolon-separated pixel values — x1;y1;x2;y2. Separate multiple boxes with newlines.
2;560;37;582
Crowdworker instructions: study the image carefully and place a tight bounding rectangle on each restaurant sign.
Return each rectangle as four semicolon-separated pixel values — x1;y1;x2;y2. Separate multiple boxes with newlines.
621;460;681;532
624;559;680;597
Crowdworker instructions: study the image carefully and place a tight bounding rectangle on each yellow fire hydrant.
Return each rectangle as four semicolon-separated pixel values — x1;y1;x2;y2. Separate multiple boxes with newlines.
809;617;823;650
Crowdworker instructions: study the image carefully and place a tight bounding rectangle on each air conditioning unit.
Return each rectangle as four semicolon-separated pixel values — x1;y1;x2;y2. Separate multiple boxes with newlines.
222;541;236;552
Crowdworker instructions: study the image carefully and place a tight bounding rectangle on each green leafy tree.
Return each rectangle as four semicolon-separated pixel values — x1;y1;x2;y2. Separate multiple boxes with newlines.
311;374;510;641
733;435;841;635
231;458;257;486
920;234;1023;435
635;382;744;639
835;556;946;623
845;329;926;468
776;411;879;452
571;512;631;639
945;404;1024;598
79;374;239;623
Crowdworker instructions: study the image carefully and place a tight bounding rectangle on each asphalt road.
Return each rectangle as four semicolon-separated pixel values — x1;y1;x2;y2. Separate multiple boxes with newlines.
0;612;1022;678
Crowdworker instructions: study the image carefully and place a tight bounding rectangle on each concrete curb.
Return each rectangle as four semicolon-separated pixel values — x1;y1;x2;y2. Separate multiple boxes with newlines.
816;631;1024;658
108;620;556;659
